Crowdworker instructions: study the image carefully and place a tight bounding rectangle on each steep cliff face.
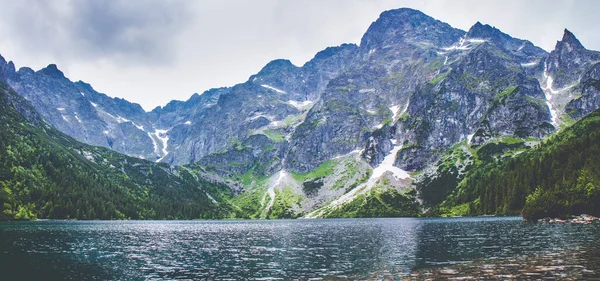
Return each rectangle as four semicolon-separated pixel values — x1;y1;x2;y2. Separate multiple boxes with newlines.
566;63;600;119
392;40;552;171
165;43;358;166
0;60;162;160
541;30;600;126
288;8;465;173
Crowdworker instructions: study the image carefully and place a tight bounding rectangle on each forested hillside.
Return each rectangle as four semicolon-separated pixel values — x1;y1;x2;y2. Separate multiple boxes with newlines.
430;109;600;220
0;81;237;220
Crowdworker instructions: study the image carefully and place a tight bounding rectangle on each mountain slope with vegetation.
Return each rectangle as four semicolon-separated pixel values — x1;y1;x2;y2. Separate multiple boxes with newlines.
0;81;238;220
427;109;600;220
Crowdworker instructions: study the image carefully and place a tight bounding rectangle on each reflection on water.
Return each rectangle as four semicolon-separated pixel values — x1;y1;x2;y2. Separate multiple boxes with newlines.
0;217;598;280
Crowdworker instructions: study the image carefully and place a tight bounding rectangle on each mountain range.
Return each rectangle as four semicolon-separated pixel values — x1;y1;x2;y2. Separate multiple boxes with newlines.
1;8;599;220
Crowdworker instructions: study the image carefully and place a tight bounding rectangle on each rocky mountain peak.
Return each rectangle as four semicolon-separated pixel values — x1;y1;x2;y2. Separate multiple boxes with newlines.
256;59;298;74
308;43;358;64
557;29;585;51
465;21;546;60
466;21;499;39
0;55;16;80
17;67;35;76
377;7;430;23
38;64;66;79
360;7;464;49
545;28;599;88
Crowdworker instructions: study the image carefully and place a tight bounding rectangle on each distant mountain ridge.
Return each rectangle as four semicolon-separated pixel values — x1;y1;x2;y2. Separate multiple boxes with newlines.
0;76;240;220
2;8;600;218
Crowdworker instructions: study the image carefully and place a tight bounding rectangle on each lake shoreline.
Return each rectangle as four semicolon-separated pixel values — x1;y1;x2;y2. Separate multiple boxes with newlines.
1;214;521;222
2;217;599;280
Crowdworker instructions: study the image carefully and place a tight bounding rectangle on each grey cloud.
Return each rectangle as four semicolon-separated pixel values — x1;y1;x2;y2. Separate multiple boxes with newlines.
1;0;191;65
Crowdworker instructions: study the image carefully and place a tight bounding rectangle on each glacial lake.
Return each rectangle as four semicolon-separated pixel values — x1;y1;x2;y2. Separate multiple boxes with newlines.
1;217;599;280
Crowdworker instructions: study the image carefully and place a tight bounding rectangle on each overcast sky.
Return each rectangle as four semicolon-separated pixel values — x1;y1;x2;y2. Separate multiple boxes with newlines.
0;0;597;111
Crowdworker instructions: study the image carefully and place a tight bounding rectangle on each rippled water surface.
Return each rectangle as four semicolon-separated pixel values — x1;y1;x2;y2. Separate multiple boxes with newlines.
1;217;599;280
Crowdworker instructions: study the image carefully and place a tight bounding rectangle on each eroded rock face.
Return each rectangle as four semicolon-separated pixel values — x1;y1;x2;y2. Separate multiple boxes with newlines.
545;30;600;89
1;63;160;160
566;63;600;119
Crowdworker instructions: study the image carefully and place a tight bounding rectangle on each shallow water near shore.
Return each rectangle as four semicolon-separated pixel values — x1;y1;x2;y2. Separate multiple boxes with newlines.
1;217;599;280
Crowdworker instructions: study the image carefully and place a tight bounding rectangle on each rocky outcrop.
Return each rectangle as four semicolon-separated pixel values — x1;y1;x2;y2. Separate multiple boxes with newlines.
536;214;600;224
565;63;600;119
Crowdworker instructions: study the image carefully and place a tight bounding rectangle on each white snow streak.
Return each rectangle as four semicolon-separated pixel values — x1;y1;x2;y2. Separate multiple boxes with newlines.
314;143;411;215
520;61;538;67
442;37;487;52
261;84;286;94
147;132;159;155
467;133;475;144
393;99;410;122
390;105;401;121
57;107;65;111
154;129;169;156
115;115;130;123
101;110;144;130
369;143;411;182
133;123;144;131
332;149;363;160
359;88;376;93
541;64;577;127
184;121;192;125
286;100;313;110
90;102;98;108
264;170;290;212
541;64;559;127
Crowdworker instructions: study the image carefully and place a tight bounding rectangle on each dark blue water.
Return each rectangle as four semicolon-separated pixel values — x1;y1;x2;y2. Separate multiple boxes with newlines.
0;217;598;280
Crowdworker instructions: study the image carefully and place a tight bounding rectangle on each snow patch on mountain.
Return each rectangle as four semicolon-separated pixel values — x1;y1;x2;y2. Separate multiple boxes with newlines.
442;37;487;52
154;129;169;156
541;64;580;128
307;143;411;218
359;88;376;93
520;61;538;67
261;84;286;94
286;100;313;110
